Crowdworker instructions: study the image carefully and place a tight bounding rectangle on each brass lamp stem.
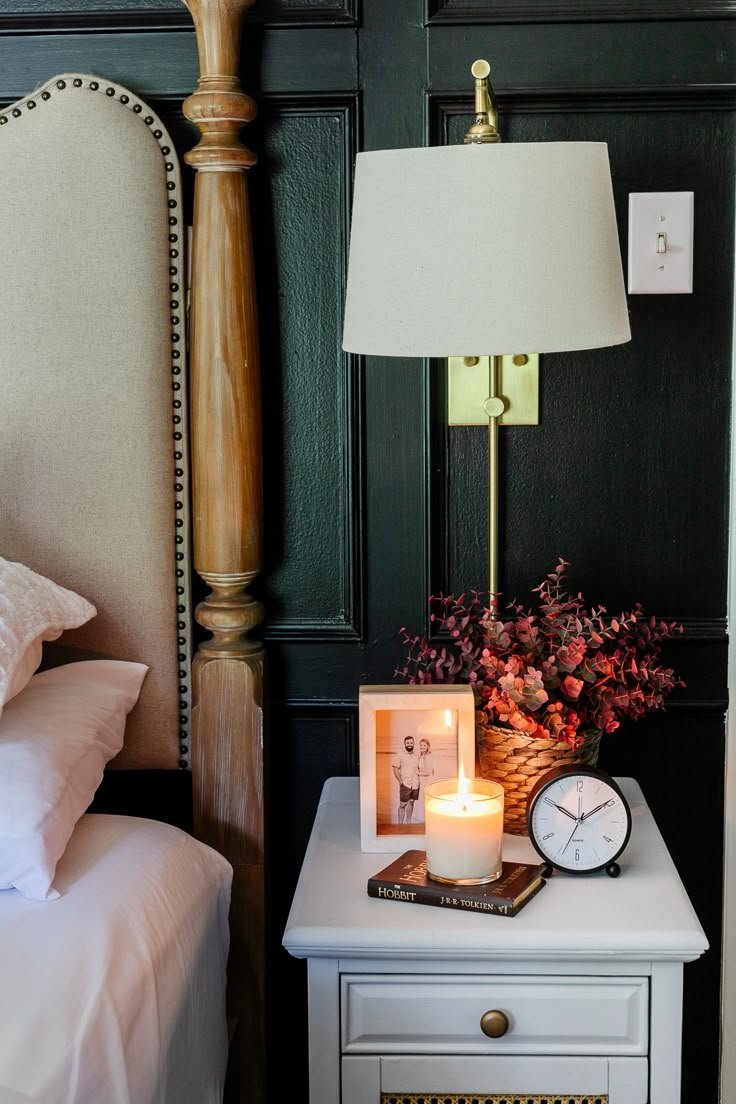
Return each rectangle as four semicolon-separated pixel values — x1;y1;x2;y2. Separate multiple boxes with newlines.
486;357;503;616
464;59;500;145
463;59;504;612
466;59;502;612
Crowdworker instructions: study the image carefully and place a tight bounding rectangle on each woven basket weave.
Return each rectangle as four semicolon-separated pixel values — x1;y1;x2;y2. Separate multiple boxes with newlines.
476;722;603;836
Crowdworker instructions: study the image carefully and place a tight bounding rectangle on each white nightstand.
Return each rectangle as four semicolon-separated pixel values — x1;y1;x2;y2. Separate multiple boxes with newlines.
283;776;708;1104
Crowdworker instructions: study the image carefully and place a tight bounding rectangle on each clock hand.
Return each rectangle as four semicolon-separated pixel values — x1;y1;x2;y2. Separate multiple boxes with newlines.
560;818;580;857
580;799;615;822
543;796;577;822
560;795;587;857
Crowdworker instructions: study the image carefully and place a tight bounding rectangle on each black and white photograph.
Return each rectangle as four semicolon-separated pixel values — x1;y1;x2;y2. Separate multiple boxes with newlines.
358;684;475;852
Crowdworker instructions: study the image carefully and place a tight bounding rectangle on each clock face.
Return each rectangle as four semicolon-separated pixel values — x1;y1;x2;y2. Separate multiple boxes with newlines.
527;768;631;873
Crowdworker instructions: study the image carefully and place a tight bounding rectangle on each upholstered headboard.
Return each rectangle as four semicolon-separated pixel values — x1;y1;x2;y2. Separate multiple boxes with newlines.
0;73;191;770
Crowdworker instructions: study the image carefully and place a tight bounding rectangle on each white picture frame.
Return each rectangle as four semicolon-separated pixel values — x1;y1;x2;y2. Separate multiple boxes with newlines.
358;683;476;853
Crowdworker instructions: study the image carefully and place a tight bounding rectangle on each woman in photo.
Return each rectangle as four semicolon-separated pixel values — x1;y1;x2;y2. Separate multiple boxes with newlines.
417;737;435;808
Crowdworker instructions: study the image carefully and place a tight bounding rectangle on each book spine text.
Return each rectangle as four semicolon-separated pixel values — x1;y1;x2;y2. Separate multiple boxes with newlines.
368;882;514;915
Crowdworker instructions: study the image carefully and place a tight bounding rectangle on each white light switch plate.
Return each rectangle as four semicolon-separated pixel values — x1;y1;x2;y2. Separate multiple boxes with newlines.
628;191;693;294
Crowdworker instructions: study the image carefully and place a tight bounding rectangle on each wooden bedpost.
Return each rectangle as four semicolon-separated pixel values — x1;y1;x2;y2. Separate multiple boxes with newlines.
181;1;264;1100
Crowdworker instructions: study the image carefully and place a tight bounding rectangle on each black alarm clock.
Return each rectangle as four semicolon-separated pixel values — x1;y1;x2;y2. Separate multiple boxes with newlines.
526;764;632;876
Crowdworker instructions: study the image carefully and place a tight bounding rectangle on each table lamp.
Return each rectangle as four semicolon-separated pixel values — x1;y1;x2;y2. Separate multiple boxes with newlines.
342;59;631;608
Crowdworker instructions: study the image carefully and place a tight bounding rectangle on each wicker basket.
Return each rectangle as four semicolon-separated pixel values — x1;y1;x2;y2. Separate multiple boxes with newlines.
476;722;603;835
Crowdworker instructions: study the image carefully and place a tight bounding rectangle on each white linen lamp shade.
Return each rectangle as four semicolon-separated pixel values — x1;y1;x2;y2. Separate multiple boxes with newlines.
342;141;631;358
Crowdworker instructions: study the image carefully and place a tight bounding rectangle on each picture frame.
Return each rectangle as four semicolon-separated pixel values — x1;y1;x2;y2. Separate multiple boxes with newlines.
358;683;476;852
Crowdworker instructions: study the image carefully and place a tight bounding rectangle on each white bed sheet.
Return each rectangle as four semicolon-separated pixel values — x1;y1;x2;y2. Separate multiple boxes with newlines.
0;813;233;1104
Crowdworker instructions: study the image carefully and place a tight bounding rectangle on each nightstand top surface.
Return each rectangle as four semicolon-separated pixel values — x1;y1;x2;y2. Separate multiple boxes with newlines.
282;776;708;963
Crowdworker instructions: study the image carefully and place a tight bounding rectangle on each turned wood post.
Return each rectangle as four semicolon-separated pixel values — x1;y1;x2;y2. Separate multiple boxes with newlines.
181;1;265;1100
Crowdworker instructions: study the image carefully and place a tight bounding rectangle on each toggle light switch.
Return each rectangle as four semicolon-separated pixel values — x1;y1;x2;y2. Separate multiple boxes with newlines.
628;191;693;294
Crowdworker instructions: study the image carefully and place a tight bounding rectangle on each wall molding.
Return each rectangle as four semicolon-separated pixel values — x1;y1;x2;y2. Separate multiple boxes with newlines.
271;702;358;769
427;615;728;641
669;698;729;711
277;698;359;709
427;86;736;145
426;0;736;23
263;621;363;641
276;692;728;712
0;0;358;33
723;248;736;1098
257;95;365;642
0;30;357;101
424;86;736;642
677;616;729;640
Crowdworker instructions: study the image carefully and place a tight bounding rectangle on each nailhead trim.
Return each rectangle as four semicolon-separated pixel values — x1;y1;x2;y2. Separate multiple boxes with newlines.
0;73;193;768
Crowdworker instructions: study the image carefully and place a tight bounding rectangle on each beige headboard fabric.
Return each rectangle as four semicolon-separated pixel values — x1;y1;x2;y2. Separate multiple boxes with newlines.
0;74;191;770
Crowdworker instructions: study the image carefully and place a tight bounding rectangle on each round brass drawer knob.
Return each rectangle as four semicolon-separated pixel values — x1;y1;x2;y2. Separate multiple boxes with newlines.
480;1009;509;1038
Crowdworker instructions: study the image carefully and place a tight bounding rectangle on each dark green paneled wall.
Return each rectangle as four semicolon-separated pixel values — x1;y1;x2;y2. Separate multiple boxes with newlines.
4;3;733;1101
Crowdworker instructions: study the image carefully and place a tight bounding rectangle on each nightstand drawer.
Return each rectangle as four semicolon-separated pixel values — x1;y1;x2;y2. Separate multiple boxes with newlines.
343;1054;649;1104
341;974;648;1056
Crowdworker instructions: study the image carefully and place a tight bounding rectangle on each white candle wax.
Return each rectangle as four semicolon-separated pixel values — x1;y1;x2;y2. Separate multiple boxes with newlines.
425;779;504;883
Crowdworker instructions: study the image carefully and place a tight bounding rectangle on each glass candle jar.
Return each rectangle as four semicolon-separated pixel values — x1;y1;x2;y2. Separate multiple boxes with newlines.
424;776;504;884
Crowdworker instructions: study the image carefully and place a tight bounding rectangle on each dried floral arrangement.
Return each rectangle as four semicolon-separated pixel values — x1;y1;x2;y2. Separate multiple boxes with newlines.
397;559;684;750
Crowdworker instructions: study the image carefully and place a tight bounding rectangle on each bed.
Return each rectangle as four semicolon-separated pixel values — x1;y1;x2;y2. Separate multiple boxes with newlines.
0;0;263;1101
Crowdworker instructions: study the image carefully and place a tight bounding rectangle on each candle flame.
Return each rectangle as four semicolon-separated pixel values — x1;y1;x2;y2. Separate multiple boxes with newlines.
455;763;471;814
458;761;468;795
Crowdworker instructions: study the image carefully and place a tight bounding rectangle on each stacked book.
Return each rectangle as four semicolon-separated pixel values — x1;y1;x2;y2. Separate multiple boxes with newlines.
368;850;547;917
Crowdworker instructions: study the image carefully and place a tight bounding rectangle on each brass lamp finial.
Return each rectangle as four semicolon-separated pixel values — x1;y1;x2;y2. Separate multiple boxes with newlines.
464;58;500;144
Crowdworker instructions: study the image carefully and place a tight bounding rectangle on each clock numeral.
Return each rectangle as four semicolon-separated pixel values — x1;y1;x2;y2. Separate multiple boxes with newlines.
575;848;580;861
603;835;613;843
542;832;554;840
577;779;584;792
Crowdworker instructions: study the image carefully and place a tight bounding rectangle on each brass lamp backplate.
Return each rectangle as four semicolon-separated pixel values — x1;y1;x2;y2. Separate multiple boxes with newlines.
448;354;539;426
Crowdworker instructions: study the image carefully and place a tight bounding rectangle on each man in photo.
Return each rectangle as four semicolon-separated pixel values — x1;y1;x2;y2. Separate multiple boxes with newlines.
392;734;420;824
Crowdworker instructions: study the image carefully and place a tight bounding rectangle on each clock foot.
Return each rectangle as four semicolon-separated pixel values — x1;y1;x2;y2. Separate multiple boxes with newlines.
541;864;554;879
605;862;621;878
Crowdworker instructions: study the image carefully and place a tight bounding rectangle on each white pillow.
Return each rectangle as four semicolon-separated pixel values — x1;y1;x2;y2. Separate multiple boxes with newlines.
0;557;96;714
0;660;148;900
